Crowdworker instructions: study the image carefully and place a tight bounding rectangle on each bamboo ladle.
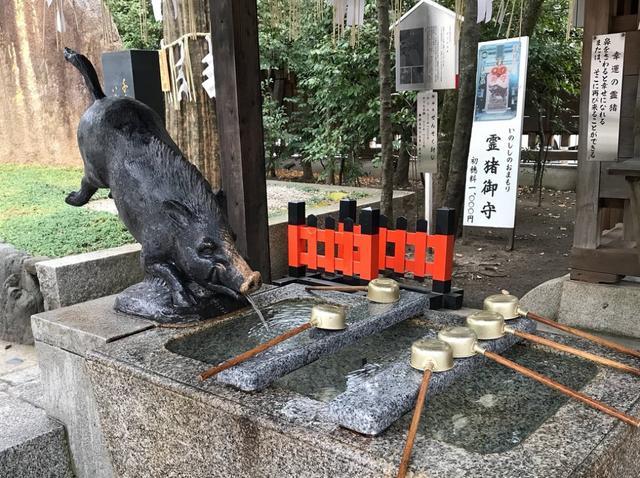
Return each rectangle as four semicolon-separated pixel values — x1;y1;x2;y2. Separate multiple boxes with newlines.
485;291;640;359
397;339;454;478
199;303;347;381
466;311;640;377
437;326;640;427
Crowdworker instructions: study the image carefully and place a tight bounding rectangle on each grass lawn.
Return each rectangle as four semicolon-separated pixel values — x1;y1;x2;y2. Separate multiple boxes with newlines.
0;164;134;257
0;164;371;258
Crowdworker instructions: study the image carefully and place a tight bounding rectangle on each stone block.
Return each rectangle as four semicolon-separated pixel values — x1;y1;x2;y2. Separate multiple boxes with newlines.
558;279;640;339
36;341;115;478
33;295;153;478
521;274;570;320
0;392;73;478
35;243;143;311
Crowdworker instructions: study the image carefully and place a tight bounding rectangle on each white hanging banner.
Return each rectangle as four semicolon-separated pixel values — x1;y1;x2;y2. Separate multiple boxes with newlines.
416;90;438;173
202;34;216;98
587;33;625;161
463;37;529;229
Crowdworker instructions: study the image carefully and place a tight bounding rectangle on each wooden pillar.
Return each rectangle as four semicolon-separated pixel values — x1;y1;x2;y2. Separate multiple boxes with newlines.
571;0;612;251
208;0;271;282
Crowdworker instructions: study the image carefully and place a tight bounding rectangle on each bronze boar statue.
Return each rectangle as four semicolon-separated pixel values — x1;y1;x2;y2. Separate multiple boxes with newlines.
63;48;261;323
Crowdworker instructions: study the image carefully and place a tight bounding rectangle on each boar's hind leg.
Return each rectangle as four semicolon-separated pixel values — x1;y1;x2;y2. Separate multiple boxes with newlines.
147;262;195;308
65;177;98;207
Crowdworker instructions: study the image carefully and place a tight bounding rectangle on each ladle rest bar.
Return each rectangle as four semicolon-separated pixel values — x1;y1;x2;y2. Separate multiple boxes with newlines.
327;315;536;436
214;287;430;391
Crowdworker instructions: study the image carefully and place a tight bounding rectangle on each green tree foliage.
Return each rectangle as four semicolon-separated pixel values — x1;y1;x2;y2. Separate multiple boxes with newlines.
106;0;162;49
258;0;416;184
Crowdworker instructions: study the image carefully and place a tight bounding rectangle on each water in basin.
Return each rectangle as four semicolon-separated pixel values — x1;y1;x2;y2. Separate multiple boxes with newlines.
167;299;323;366
411;343;598;454
273;318;432;402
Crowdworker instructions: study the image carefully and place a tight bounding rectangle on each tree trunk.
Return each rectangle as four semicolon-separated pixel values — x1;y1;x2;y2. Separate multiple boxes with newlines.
325;161;335;185
443;0;479;218
394;129;411;188
302;161;314;181
378;0;394;219
164;1;220;189
520;0;545;37
435;89;458;207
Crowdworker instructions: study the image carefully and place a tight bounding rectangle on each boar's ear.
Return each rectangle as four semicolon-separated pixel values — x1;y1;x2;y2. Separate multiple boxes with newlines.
163;200;194;228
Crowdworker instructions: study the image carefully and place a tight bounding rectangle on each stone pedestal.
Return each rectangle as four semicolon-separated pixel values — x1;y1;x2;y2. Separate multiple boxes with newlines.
32;288;640;478
32;296;153;478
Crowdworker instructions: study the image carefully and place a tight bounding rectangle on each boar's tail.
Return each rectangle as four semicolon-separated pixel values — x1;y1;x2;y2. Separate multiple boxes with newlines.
63;47;106;100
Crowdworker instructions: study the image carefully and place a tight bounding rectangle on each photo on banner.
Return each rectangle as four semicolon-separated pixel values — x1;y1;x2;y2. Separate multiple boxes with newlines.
463;37;529;229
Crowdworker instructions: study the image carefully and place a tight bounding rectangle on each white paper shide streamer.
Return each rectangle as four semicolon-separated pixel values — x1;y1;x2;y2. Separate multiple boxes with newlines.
151;0;163;21
46;0;67;33
175;41;191;101
477;0;493;23
202;34;216;98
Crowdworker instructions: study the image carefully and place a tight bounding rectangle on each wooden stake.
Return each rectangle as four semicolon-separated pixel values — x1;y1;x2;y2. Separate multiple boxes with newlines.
397;368;432;478
526;311;640;359
199;322;312;381
482;350;640;427
511;329;640;377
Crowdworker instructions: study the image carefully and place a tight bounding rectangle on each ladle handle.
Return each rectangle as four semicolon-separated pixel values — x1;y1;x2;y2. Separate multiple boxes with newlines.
482;350;640;427
397;368;432;478
304;286;368;292
526;312;640;359
511;329;640;377
199;322;313;381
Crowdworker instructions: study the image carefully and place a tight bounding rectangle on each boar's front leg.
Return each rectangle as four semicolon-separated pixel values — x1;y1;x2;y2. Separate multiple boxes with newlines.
147;262;195;308
65;177;98;207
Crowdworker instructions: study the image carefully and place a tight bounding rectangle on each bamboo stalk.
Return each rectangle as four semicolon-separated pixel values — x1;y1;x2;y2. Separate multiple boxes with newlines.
482;350;640;427
199;322;313;381
304;285;368;292
526;311;640;359
511;329;640;377
397;368;432;478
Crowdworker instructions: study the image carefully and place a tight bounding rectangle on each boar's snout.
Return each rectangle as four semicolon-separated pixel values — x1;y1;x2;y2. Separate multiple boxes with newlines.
239;271;262;295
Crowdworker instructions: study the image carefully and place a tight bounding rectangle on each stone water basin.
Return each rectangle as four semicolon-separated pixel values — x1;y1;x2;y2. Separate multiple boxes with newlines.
167;290;597;454
80;284;640;477
164;284;429;391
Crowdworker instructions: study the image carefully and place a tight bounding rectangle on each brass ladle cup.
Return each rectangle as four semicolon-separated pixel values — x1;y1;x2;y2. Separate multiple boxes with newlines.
437;326;640;427
485;291;640;359
199;303;347;381
305;278;401;304
467;311;640;377
397;339;454;478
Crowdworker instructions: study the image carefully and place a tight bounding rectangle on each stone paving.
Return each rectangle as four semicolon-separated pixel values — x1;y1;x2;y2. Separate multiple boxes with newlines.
0;339;73;477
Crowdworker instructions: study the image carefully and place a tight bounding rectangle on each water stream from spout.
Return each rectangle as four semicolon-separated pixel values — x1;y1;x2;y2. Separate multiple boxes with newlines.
245;294;270;331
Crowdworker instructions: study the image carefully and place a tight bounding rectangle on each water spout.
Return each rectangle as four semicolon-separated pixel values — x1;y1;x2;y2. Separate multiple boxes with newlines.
245;294;270;331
